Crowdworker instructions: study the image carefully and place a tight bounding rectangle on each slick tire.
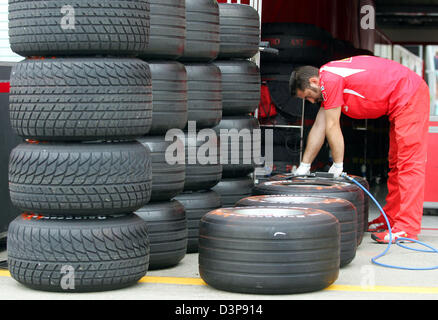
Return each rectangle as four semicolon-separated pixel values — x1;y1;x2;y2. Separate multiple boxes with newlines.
212;176;254;207
147;61;188;134
213;60;260;116
236;195;357;267
184;63;222;129
174;190;221;253
135;200;187;270
270;174;370;234
199;207;340;294
183;134;222;192
213;116;261;178
217;3;260;59
141;0;186;59
253;179;365;246
138;137;185;202
180;0;220;62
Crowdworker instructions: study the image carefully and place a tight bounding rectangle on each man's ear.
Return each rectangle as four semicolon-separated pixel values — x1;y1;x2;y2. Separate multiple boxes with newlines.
309;76;320;86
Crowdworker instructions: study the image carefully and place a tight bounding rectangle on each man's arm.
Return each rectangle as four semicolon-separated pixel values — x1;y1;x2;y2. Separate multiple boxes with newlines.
301;107;327;164
324;106;344;164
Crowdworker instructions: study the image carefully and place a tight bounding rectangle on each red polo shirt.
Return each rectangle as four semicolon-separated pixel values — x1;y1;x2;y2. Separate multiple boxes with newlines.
319;56;423;120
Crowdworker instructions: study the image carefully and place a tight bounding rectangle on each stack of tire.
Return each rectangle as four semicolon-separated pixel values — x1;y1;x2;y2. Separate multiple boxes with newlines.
248;174;369;267
167;0;223;255
193;3;341;296
6;0;153;292
210;2;261;208
134;0;189;269
259;23;335;173
135;0;224;263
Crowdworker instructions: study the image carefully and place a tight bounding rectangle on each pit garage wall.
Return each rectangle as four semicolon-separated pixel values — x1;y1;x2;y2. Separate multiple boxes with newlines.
219;0;376;52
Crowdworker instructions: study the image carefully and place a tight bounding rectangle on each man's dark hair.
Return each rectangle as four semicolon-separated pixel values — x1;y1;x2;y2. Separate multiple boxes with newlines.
289;66;319;97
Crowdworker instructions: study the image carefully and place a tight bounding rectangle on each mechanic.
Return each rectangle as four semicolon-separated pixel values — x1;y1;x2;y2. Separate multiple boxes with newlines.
289;55;430;244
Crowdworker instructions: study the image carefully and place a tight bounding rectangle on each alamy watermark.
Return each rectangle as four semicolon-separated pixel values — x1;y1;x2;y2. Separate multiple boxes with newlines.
163;121;274;170
361;5;375;30
60;265;75;290
60;5;75;30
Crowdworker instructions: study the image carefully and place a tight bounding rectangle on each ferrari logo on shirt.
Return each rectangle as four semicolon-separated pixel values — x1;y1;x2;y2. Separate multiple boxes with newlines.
344;106;349;112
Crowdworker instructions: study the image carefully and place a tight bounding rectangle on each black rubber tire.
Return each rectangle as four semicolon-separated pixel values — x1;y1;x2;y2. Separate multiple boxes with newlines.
141;0;186;60
352;176;370;232
8;0;150;57
217;3;260;59
9;141;152;216
174;190;221;253
253;179;365;246
9;58;153;141
135;200;187;270
213;60;260;116
212;176;254;207
236;195;357;267
138;137;185;202
213;115;261;178
199;207;340;294
147;61;188;134
184;63;222;129
180;0;220;62
261;23;333;65
7;213;149;292
270;174;370;234
183;134;222;192
260;62;305;82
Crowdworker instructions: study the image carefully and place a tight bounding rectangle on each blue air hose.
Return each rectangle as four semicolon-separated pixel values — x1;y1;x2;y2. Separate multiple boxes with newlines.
340;173;438;270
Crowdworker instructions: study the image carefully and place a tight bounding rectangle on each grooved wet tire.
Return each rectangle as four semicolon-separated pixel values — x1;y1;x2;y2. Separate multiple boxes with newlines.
8;0;150;57
138;137;185;202
213;60;260;116
261;23;333;65
199;207;340;294
217;3;260;59
9;58;153;141
213;116;261;178
9;141;152;216
236;195;357;267
174;190;221;253
184;63;222;129
183;134;222;192
212;176;254;207
141;0;185;59
180;0;220;62
253;179;365;246
7;213;150;292
135;200;187;270
148;61;188;134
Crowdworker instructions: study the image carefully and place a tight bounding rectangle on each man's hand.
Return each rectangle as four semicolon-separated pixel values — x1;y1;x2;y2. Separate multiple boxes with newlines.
294;162;311;176
329;162;343;178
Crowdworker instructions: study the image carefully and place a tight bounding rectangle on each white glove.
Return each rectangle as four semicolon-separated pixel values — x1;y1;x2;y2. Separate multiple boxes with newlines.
294;162;311;176
329;162;343;178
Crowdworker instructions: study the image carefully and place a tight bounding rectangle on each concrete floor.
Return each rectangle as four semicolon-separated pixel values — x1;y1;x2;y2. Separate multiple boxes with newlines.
0;185;437;301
